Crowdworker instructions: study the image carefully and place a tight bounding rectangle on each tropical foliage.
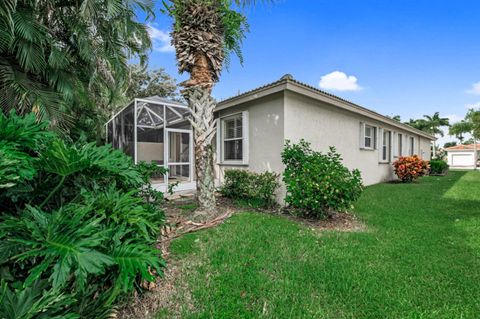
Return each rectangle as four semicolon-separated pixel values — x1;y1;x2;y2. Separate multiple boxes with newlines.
406;112;450;136
281;140;364;219
220;169;280;208
0;0;154;140
393;155;429;182
0;111;165;318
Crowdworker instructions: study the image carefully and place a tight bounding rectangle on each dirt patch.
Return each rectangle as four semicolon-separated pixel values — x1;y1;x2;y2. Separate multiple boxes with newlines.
116;195;235;319
115;259;194;319
282;211;366;232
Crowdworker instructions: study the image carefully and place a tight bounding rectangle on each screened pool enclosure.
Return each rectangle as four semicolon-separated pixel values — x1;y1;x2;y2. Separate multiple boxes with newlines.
105;96;195;191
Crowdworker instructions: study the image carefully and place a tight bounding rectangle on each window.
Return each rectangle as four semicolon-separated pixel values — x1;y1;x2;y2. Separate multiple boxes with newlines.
397;133;403;156
409;136;415;156
363;124;377;149
222;114;243;161
382;130;391;162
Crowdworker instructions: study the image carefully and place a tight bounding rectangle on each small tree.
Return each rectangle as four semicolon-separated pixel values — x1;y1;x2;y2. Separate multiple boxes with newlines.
443;141;457;148
449;121;471;144
465;109;480;170
125;64;181;101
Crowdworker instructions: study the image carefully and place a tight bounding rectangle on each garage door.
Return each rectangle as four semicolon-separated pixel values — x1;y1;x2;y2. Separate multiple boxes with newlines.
452;153;474;167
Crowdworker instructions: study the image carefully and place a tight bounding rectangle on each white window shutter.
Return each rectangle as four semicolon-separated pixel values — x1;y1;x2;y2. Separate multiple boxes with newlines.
391;131;397;160
360;122;365;149
404;134;408;155
216;118;221;164
378;128;383;161
374;126;379;149
413;136;417;156
242;111;249;165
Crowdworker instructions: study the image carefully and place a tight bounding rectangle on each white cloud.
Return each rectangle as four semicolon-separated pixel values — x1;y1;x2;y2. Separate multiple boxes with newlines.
467;82;480;95
465;102;480;110
318;71;362;92
147;24;174;53
446;114;463;124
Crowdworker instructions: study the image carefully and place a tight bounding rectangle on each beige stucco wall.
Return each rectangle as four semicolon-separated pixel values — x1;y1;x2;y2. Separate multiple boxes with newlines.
214;89;432;203
283;91;432;186
215;92;285;200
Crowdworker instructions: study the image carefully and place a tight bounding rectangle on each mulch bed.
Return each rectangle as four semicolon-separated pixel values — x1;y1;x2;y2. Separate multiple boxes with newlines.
281;211;366;232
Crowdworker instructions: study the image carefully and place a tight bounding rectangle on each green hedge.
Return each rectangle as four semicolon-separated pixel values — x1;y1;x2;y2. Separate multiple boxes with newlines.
220;169;279;207
429;159;449;175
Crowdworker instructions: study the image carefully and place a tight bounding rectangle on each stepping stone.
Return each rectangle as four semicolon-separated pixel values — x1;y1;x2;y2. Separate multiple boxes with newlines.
165;194;182;201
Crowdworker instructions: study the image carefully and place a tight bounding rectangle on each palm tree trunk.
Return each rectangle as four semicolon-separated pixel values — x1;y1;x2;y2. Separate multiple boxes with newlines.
183;85;217;213
180;52;218;212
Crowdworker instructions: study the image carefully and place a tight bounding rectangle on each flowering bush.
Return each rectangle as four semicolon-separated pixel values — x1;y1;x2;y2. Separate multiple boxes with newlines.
281;140;364;219
393;156;430;182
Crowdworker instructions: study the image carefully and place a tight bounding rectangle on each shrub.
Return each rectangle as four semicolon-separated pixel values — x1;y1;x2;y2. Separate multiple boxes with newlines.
220;169;280;207
429;159;449;175
0;111;165;317
281;140;364;219
393;156;430;182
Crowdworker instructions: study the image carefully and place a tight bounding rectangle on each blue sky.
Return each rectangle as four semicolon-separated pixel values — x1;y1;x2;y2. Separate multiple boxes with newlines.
143;0;480;145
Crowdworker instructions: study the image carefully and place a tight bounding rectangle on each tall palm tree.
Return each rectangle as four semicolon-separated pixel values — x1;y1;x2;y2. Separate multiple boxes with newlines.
165;0;264;212
422;112;450;158
0;0;153;139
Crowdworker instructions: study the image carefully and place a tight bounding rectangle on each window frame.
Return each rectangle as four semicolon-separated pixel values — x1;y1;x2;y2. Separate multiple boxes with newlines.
380;129;392;163
409;136;415;156
362;123;377;150
397;133;403;157
218;112;247;165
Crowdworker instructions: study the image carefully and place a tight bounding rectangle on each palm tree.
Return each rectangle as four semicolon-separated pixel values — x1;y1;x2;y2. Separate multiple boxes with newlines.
422;112;450;158
165;0;266;213
0;0;153;138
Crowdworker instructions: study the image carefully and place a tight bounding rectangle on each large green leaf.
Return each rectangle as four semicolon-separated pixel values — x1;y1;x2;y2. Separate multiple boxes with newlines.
0;279;79;319
1;205;114;290
112;242;165;292
40;139;90;177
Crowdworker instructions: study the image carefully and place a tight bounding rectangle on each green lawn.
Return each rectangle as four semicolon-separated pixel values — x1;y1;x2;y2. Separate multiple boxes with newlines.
162;171;480;318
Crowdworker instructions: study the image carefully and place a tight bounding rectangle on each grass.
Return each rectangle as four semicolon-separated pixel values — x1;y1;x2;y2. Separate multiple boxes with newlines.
161;171;480;318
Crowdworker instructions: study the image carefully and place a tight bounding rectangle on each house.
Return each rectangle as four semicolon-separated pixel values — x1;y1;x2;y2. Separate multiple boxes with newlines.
105;75;434;199
445;144;479;169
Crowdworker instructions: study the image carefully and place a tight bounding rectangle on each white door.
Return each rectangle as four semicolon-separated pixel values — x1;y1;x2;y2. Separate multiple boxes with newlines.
452;153;474;167
165;129;193;183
